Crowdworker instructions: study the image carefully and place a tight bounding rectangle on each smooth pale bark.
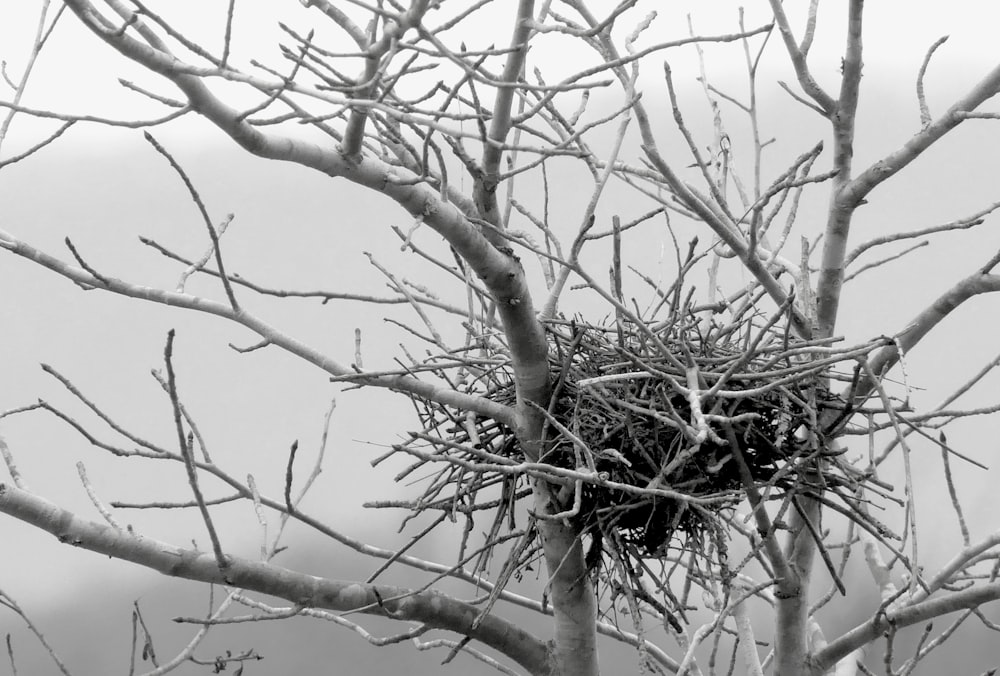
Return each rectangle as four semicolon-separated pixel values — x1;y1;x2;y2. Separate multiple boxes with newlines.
56;3;600;674
0;483;553;675
816;56;1000;337
7;5;1000;675
812;581;1000;674
772;496;821;675
519;407;599;676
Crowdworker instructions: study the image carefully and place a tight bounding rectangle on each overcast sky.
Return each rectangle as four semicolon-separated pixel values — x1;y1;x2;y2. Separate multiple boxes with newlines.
3;3;1000;674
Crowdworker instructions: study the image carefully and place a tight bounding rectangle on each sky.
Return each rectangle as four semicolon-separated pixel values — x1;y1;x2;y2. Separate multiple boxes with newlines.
3;2;1000;674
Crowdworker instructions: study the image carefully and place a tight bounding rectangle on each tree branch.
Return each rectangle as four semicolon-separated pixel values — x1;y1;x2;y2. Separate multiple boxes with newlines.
816;57;1000;335
846;62;1000;206
476;0;535;226
812;580;1000;674
572;1;811;338
863;255;1000;391
813;0;864;339
0;483;552;676
766;0;836;114
0;231;516;426
60;0;550;430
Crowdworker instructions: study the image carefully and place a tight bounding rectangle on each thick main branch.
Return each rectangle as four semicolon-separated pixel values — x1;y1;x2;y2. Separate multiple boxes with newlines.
0;484;552;675
61;0;551;420
816;57;1000;336
56;4;600;675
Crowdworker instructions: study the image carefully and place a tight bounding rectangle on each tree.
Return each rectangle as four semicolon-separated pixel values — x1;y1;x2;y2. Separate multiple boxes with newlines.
3;1;1000;674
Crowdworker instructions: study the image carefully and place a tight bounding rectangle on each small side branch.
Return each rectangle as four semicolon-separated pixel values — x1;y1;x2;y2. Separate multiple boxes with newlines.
0;587;72;676
917;36;950;128
766;0;835;114
163;330;228;571
143;131;239;310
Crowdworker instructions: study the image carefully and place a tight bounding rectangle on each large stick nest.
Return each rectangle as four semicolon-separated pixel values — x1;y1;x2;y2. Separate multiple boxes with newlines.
375;306;881;619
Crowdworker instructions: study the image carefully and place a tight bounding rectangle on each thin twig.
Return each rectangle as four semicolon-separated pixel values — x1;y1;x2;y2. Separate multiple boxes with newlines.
163;330;228;571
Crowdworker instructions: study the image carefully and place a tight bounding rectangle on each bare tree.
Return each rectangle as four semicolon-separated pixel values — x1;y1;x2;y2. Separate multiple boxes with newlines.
3;2;1000;675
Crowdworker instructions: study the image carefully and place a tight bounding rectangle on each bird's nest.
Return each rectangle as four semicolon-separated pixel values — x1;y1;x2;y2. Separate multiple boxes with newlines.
372;306;883;619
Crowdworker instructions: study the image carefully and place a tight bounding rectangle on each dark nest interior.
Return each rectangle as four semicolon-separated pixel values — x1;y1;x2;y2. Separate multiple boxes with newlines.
371;305;885;621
